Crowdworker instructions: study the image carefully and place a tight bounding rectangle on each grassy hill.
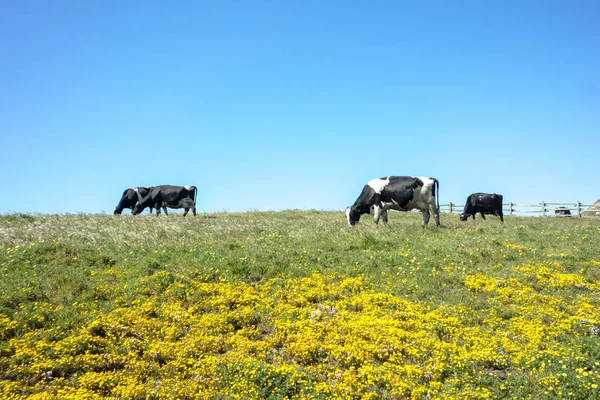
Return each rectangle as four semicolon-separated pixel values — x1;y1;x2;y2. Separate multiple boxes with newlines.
1;211;599;399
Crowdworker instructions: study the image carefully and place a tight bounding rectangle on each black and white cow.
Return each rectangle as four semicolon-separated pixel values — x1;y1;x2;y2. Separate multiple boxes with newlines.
346;176;440;226
114;187;154;215
555;207;572;216
132;185;197;216
460;193;504;222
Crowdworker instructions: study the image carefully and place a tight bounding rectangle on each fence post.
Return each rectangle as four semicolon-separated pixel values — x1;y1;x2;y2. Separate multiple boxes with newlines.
449;202;453;214
541;201;546;217
577;201;582;217
509;202;513;216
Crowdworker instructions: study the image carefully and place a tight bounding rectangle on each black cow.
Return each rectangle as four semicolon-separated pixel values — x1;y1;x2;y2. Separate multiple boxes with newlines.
346;176;440;226
114;187;154;215
555;207;572;216
460;193;504;222
133;185;197;216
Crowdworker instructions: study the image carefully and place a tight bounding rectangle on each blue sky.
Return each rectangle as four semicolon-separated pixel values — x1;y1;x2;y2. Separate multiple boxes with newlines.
1;0;598;214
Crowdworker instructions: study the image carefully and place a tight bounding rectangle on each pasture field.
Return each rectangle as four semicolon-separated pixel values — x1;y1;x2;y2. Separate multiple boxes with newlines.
1;211;599;399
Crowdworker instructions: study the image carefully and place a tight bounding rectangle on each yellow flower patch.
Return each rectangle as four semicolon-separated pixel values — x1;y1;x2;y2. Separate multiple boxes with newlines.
464;273;498;292
1;270;599;399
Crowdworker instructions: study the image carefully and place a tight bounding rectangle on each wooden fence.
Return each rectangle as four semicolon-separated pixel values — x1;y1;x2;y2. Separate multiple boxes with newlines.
439;202;594;217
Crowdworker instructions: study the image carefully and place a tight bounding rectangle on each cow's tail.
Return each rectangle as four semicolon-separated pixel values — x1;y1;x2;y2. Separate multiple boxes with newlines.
193;186;198;206
433;178;440;213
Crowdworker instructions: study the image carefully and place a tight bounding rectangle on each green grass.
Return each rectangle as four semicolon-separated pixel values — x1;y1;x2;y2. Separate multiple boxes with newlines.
1;211;599;399
4;210;596;305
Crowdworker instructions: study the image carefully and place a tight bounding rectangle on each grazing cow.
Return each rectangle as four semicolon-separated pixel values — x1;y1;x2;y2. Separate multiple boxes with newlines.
114;187;154;215
346;176;440;226
460;193;504;222
133;185;197;216
555;207;572;216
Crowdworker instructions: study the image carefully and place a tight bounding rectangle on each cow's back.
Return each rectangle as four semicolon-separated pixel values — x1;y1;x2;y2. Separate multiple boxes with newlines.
471;193;492;207
380;176;437;211
472;193;503;213
379;176;421;208
149;185;195;204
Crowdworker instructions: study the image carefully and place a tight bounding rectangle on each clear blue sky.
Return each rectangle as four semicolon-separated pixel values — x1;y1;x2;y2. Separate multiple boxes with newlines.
1;0;598;214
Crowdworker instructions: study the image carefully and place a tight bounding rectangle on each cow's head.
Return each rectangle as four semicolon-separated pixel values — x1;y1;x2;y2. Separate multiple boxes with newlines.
132;203;143;215
459;213;468;222
114;207;123;215
346;206;361;226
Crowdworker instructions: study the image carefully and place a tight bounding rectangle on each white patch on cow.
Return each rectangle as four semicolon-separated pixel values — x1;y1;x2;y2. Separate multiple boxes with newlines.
372;205;387;224
345;207;352;226
381;200;399;210
131;187;144;205
185;186;193;191
367;176;390;194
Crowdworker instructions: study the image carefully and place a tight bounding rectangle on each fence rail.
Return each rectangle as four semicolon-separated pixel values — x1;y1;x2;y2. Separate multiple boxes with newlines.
440;202;595;217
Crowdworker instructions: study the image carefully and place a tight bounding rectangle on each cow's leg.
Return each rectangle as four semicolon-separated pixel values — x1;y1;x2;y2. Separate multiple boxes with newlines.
183;208;189;217
422;209;431;226
480;212;486;220
156;204;161;216
373;205;383;224
499;212;504;222
432;204;440;226
381;210;388;224
163;207;168;216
